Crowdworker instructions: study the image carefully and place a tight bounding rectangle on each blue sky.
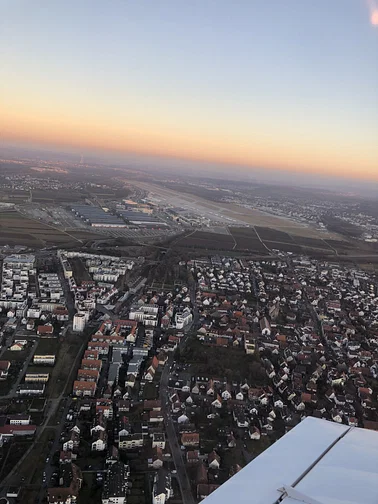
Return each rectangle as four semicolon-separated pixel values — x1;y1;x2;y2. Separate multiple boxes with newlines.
1;0;377;181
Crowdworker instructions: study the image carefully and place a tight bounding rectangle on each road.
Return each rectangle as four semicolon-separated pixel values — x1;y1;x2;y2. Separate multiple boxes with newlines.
160;356;195;504
37;397;72;504
0;340;39;400
0;336;87;494
158;283;199;504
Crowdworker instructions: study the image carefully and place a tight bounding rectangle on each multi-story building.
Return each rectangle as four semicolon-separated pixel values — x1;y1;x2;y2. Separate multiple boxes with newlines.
73;313;86;333
102;462;130;504
0;254;35;315
33;340;58;366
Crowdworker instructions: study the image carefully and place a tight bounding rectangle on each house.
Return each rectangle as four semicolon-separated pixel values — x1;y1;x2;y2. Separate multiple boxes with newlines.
208;450;221;470
244;336;256;355
187;450;200;464
196;462;208;485
149;446;164;469
233;408;249;428
249;426;261;440
26;319;35;331
47;463;82;504
73;381;96;397
8;414;30;425
152;469;172;504
25;370;50;383
96;400;113;419
84;349;99;360
260;317;271;336
37;324;54;336
157;351;168;366
117;400;131;413
81;359;102;371
62;427;80;452
9;342;24;351
197;484;220;501
33;340;58;365
60;451;77;464
0;424;36;439
211;394;222;409
149;411;164;423
152;432;166;449
77;369;99;382
91;414;106;436
87;341;109;355
221;386;232;401
227;433;236;448
144;356;159;381
92;430;107;451
102;462;129;504
115;416;130;442
181;432;200;447
118;433;143;450
106;445;119;465
18;383;45;395
0;361;11;380
125;374;136;388
144;400;162;412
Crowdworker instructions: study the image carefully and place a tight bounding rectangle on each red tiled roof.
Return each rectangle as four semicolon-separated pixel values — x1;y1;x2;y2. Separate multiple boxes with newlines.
0;361;10;371
0;424;36;435
81;359;102;370
37;325;53;334
77;369;99;379
73;380;96;391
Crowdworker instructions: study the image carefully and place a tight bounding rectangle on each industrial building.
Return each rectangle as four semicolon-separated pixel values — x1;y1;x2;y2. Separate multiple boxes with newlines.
71;205;127;227
117;210;167;227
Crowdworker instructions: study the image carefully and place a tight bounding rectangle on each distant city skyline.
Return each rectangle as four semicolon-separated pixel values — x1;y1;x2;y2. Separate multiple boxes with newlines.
1;1;377;181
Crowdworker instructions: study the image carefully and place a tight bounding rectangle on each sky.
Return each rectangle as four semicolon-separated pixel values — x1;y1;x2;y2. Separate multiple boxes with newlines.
1;0;377;182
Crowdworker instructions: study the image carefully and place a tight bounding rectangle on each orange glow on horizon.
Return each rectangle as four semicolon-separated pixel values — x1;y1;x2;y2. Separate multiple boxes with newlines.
1;101;378;183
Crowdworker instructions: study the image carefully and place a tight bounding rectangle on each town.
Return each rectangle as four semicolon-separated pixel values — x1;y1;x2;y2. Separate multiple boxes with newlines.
0;241;378;504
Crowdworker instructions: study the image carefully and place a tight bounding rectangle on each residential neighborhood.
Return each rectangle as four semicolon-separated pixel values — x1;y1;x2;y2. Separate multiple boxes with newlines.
1;248;378;504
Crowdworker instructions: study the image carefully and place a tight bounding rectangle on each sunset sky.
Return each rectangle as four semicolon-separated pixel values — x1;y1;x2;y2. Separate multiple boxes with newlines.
1;0;377;181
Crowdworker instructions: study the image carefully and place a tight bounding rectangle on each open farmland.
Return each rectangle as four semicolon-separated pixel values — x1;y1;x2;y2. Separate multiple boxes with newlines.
255;226;295;243
170;224;357;257
229;227;268;252
174;230;235;250
0;210;87;248
31;189;86;203
172;228;269;254
264;241;305;254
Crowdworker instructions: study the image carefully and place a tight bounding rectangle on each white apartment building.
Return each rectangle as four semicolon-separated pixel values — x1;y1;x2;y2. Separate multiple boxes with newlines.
129;305;159;326
175;308;193;329
73;313;86;333
0;254;35;315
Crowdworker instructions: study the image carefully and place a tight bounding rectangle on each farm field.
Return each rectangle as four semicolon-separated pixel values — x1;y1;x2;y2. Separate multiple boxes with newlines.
174;230;235;250
31;189;86;202
171;224;357;257
264;241;305;254
0;210;84;247
228;227;268;252
255;226;295;243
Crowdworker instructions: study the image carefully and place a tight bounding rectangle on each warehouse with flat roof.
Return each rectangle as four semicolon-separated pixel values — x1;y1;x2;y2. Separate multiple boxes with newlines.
72;205;127;227
118;210;168;226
